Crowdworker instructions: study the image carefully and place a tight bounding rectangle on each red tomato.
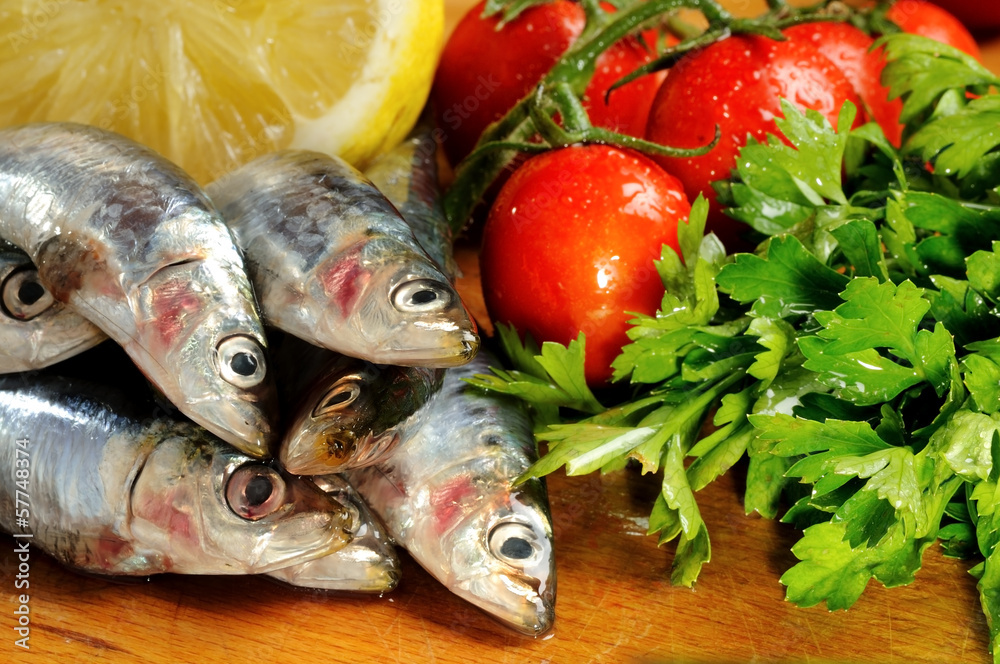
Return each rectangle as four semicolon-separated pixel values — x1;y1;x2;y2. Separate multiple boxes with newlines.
480;145;689;386
432;0;665;167
887;0;981;60
586;34;665;136
644;34;864;250
928;0;1000;29
784;22;903;146
785;2;981;147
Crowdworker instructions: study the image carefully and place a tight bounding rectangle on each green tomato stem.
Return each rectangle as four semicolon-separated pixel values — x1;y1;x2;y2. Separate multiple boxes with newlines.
442;0;735;234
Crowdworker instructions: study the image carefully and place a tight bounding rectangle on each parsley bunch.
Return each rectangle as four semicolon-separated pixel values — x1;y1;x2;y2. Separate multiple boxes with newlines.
467;32;1000;661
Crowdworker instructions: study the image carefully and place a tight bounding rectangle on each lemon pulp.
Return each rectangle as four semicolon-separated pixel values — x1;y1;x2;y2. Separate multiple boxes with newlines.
0;0;443;183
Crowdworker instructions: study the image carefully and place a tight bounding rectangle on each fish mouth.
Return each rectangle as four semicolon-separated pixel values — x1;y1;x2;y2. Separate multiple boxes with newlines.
119;341;280;459
263;548;401;594
194;407;277;459
457;509;557;636
168;362;280;459
280;427;359;476
378;328;481;368
263;474;401;592
30;332;109;368
346;429;401;469
249;513;348;573
504;600;555;637
459;571;556;637
0;332;106;373
245;482;355;573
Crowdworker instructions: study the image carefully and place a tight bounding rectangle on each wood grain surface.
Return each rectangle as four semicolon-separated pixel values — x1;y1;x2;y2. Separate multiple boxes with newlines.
5;3;1000;663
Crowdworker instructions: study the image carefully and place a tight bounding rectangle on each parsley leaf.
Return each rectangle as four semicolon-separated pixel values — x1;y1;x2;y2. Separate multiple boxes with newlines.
781;520;905;610
716;234;849;318
879;33;1000;125
655;434;711;587
466;333;604;417
908;96;1000;178
798;278;955;404
721;101;856;236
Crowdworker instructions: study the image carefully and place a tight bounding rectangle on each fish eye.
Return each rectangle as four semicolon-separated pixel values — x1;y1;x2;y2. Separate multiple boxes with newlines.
391;279;452;314
226;465;285;521
2;267;55;321
216;335;267;389
311;379;362;418
488;521;543;568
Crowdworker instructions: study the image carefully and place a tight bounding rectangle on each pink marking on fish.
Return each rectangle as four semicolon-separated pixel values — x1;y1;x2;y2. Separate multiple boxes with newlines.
94;528;135;570
430;475;478;536
135;493;196;543
318;242;369;316
147;274;204;347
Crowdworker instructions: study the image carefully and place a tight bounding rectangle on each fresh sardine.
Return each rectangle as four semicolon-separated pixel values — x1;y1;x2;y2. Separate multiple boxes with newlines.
274;333;442;475
265;475;399;593
0;239;106;372
347;353;556;636
0;123;277;457
364;126;457;278
0;374;352;576
205;150;478;367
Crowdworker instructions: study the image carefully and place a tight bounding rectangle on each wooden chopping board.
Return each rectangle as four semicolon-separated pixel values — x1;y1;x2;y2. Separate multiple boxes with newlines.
4;2;1000;663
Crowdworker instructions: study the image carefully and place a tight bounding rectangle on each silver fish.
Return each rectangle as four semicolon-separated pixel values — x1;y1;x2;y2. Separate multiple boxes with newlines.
347;353;556;636
265;475;399;593
205;150;478;367
0;239;106;372
274;333;443;475
0;374;352;576
0;123;277;458
364;125;457;278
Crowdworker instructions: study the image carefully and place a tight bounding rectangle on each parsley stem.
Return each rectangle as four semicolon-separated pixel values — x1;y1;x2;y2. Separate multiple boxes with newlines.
640;372;746;454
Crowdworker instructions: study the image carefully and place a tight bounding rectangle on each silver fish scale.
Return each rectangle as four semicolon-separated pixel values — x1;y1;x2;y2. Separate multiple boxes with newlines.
373;370;535;495
209;150;415;271
0;378;162;573
0;124;214;262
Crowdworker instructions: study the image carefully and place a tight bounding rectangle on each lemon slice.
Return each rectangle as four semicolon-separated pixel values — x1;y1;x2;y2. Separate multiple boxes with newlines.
0;0;442;183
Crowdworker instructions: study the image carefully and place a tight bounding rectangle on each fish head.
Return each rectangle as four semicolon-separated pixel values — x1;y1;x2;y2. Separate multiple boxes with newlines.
0;256;106;371
133;235;279;458
280;356;377;474
317;239;479;367
265;475;400;593
129;423;353;574
280;356;441;475
427;467;556;636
